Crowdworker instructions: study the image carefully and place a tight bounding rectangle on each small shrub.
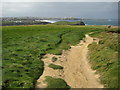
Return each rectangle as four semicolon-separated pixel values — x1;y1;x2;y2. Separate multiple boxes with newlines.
3;24;106;88
51;56;57;62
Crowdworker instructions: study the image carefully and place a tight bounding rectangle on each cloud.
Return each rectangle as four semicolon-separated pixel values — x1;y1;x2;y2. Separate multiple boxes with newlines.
2;2;35;17
2;0;119;2
2;2;118;19
3;3;33;11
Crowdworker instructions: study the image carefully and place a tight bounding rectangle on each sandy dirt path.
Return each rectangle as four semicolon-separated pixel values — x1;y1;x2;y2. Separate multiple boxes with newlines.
35;34;104;88
35;54;64;88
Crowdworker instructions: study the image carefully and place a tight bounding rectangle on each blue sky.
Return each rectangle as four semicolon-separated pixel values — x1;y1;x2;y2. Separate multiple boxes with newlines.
2;1;118;19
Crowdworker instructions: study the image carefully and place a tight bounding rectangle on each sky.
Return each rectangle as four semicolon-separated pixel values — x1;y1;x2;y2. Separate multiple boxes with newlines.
1;0;119;19
1;0;119;2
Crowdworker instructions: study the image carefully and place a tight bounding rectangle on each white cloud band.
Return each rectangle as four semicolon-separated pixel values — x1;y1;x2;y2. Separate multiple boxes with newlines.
1;0;119;2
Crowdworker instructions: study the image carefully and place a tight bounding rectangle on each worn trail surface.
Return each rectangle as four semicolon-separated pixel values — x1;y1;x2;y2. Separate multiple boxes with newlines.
36;34;104;88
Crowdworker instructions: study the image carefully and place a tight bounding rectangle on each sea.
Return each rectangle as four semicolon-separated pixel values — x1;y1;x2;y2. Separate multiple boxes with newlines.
44;19;118;26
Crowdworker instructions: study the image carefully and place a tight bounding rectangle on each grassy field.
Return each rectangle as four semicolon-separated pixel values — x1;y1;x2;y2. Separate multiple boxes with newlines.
45;76;70;89
2;24;112;88
88;28;119;88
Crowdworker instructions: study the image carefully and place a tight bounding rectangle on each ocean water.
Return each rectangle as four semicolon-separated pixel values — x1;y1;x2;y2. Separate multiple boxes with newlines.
48;19;118;26
83;19;118;26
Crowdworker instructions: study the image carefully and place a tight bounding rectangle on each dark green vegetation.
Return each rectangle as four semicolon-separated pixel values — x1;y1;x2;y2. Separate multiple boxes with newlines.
88;28;119;88
51;57;58;62
45;76;70;89
48;64;63;69
2;25;107;88
54;21;85;25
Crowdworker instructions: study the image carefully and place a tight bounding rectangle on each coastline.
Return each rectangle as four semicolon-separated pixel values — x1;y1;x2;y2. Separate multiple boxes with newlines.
1;24;119;27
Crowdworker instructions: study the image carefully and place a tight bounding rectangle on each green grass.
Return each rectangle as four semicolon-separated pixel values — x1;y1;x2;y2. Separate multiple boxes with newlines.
45;76;70;89
48;64;63;69
88;29;119;88
2;25;106;88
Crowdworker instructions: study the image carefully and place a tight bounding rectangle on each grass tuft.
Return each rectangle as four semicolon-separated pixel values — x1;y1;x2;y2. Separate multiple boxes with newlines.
51;57;58;62
45;76;70;89
48;64;63;69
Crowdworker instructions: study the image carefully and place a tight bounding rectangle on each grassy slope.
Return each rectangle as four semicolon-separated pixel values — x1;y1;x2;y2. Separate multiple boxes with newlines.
88;28;119;88
2;25;106;88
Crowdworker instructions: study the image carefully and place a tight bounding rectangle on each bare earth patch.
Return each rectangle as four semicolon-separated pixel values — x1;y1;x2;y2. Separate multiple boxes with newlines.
35;34;104;88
